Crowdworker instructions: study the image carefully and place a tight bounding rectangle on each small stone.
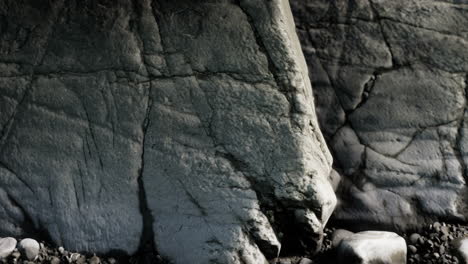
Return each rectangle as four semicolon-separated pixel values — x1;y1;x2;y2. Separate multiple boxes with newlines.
89;255;101;264
76;255;86;264
427;240;434;248
0;237;17;259
11;251;20;259
439;245;445;254
299;258;313;264
409;233;421;245
108;257;117;264
418;237;425;245
408;245;417;254
441;226;450;236
70;253;80;262
58;247;64;255
18;238;40;261
433;252;440;259
50;256;61;264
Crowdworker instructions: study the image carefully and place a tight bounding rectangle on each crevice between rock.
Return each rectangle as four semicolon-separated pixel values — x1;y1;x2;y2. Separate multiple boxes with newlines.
453;74;468;183
131;0;157;257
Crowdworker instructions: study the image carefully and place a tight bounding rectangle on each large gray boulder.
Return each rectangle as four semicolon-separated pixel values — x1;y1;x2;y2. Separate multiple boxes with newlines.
291;0;468;230
0;0;335;263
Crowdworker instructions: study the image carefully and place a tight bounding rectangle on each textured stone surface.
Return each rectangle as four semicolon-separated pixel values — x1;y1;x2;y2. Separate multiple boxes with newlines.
291;0;468;230
0;0;335;262
337;231;407;264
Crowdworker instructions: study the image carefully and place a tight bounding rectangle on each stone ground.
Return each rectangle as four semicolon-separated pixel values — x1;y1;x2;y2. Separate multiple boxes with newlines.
2;222;467;263
273;222;468;264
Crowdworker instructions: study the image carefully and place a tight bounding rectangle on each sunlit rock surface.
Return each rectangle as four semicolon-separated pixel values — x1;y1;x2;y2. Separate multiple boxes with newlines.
0;0;335;263
291;0;468;230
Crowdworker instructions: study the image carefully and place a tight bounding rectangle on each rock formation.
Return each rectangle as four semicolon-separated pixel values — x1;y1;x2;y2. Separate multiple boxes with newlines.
0;0;336;262
291;0;468;230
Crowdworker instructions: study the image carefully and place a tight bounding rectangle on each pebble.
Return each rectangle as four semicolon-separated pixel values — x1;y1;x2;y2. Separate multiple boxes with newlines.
89;255;101;264
58;246;64;255
18;238;40;261
50;256;61;264
67;252;81;263
408;245;417;254
0;237;17;259
76;255;87;264
298;258;313;264
410;233;421;245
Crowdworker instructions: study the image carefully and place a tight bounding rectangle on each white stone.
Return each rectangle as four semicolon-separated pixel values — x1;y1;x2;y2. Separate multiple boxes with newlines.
18;238;40;261
0;237;17;259
452;236;468;263
337;231;407;264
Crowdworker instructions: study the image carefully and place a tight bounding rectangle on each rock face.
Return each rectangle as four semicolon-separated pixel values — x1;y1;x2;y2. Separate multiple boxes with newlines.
291;0;468;230
0;0;335;262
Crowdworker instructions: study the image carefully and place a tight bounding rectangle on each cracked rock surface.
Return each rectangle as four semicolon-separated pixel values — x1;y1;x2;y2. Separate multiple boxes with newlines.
291;0;468;230
0;0;336;263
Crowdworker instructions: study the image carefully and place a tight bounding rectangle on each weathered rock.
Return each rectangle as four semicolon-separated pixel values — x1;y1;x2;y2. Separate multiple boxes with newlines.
337;231;407;264
0;0;335;262
291;0;468;230
0;237;16;259
18;238;40;261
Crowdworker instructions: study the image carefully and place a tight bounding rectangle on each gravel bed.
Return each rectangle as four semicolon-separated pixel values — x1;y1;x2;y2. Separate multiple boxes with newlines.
272;222;468;264
3;222;467;263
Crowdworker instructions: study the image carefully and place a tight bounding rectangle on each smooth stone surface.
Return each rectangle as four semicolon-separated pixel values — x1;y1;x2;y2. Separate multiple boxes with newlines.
0;237;17;259
408;245;417;254
331;229;354;248
337;231;407;264
452;236;468;263
18;238;40;261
